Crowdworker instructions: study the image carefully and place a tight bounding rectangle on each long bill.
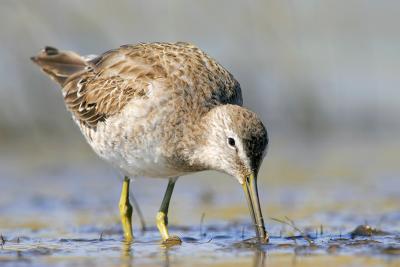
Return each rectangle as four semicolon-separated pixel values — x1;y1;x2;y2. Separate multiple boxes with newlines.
242;173;269;244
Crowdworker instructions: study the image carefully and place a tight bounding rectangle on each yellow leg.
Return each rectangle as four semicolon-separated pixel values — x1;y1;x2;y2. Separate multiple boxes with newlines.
119;176;133;242
156;178;181;245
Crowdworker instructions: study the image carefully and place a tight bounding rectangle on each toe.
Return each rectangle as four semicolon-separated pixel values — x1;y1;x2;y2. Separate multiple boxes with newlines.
162;235;182;245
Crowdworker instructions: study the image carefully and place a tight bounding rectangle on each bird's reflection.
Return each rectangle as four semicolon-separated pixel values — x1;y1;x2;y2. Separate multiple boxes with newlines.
118;239;266;267
161;246;171;267
120;241;133;267
253;247;266;267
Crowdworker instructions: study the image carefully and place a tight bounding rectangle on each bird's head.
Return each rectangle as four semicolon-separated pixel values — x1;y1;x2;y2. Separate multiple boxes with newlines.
197;105;268;182
193;104;269;243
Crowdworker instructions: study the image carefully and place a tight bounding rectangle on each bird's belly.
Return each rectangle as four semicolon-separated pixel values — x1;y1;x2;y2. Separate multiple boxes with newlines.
112;147;183;178
79;117;184;179
90;134;182;178
75;94;189;178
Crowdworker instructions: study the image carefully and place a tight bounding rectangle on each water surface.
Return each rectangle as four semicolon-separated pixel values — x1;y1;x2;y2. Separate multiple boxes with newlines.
0;137;399;266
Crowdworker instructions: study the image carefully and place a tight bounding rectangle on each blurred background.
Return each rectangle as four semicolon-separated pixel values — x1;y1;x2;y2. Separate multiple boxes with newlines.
0;0;399;237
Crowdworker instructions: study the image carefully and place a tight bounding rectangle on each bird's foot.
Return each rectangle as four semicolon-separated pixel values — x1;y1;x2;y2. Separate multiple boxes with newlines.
162;235;182;246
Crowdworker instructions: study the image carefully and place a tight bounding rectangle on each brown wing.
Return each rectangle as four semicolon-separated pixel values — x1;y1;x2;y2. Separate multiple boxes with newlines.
63;74;149;128
34;42;242;129
62;46;164;128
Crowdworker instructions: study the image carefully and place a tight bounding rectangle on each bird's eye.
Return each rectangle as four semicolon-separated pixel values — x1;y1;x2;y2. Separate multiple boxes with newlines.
227;137;236;147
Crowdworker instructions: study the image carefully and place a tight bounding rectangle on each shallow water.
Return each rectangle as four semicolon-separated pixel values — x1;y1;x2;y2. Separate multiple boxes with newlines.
0;136;399;266
0;225;399;267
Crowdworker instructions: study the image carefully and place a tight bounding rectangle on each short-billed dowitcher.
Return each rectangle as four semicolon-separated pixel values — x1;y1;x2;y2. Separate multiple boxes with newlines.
31;42;269;244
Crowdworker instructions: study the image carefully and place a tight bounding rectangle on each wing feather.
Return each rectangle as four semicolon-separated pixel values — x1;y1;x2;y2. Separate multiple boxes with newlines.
62;49;154;128
59;42;242;129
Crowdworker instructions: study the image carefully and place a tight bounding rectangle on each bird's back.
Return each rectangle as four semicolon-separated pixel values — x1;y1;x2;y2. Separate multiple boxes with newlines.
32;42;242;129
32;42;243;177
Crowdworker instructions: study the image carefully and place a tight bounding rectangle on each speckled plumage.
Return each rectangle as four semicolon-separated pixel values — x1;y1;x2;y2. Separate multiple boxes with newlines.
31;42;267;182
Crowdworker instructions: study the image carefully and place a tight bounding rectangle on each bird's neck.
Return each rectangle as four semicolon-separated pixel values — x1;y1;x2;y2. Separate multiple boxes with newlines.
170;111;211;173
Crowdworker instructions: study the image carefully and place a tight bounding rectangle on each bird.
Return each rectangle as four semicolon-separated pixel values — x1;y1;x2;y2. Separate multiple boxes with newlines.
31;42;269;245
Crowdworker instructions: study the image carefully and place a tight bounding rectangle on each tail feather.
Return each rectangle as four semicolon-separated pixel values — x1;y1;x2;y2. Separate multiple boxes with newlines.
31;46;87;85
